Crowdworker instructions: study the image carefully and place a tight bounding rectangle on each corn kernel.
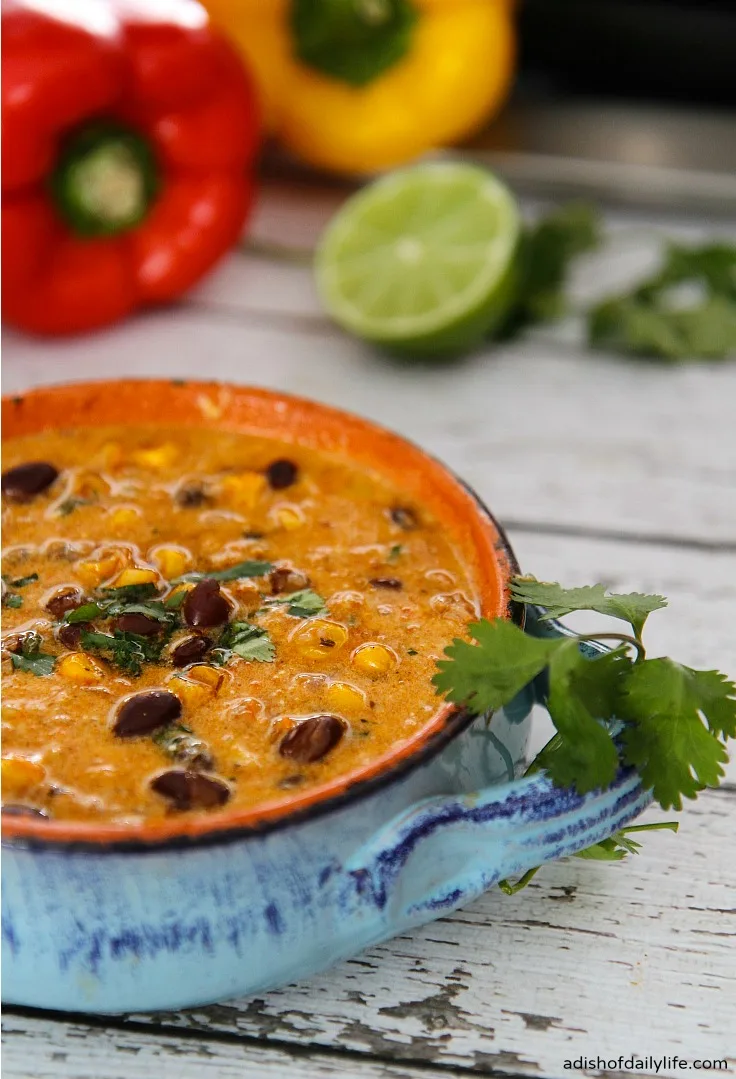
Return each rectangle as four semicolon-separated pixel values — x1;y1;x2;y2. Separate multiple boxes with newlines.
76;552;127;589
351;643;397;677
72;470;110;499
326;681;366;713
170;677;211;709
274;504;304;531
58;652;106;685
1;757;46;796
113;566;159;588
187;665;225;692
108;505;142;529
150;545;192;580
132;443;178;470
292;619;348;661
220;472;266;511
98;441;124;470
169;667;223;708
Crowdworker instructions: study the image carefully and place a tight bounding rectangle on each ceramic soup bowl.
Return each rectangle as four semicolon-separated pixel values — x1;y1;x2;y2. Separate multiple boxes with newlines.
1;381;651;1013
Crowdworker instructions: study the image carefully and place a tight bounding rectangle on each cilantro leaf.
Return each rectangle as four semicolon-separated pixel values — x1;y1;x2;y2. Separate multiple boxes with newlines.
10;633;56;677
56;496;92;516
173;560;273;584
80;628;170;676
101;583;159;602
65;603;104;624
387;544;403;563
544;644;622;793
498;203;601;337
620;658;736;808
164;590;186;610
8;573;38;589
433;619;563;714
624;659;736;741
510;576;667;637
267;588;328;618
574;821;679;861
214;622;275;664
589;242;736;362
3;593;23;609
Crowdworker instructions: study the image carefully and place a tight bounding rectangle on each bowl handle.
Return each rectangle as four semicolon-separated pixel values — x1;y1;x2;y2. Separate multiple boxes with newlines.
345;608;652;924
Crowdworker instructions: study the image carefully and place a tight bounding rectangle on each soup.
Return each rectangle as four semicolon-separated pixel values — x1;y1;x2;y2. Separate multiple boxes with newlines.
1;424;478;824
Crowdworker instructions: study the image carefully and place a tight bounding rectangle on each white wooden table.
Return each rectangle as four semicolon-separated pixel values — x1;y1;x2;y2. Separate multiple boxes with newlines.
3;181;735;1079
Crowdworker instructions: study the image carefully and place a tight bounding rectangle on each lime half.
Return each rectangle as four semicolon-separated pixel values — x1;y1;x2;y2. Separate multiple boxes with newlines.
315;162;521;357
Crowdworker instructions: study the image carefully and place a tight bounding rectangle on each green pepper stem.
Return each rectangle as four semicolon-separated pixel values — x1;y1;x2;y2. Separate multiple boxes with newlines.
51;122;158;238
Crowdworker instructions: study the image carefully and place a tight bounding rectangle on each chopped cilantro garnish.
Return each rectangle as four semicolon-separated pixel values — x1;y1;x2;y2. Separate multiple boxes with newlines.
164;590;187;610
212;622;275;664
172;560;273;584
9;633;55;677
80;628;169;677
65;602;104;624
57;497;91;516
266;588;328;618
387;544;403;563
4;593;23;609
8;573;38;589
101;583;160;602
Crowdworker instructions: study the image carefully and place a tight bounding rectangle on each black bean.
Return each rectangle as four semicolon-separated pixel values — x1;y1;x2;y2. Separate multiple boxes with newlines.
57;621;92;649
2;462;59;501
151;770;230;810
183;579;231;628
269;566;311;595
111;613;160;637
279;715;345;764
2;804;49;819
45;587;86;620
113;690;182;738
171;634;211;667
176;485;208;507
265;458;298;490
389;506;418;530
369;577;403;590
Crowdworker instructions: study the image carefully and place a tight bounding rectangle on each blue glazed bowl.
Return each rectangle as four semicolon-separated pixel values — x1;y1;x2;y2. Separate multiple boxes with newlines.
1;381;652;1013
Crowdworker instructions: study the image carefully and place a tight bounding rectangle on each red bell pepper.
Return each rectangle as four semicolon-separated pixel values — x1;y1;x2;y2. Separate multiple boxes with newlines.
2;0;260;336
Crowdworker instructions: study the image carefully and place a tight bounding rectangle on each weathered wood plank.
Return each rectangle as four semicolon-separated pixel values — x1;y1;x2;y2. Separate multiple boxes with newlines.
4;305;736;544
0;1012;451;1079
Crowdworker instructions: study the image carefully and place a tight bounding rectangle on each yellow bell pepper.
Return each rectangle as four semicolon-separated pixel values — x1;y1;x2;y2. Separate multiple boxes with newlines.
203;0;515;175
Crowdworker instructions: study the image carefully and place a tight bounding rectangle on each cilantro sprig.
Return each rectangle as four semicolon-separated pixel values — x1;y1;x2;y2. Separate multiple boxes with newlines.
434;576;736;812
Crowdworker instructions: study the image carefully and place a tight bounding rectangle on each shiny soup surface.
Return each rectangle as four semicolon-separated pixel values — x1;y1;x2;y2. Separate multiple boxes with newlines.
1;425;477;824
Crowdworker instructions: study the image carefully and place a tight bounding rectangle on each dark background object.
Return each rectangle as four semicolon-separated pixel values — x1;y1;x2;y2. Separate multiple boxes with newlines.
518;0;736;104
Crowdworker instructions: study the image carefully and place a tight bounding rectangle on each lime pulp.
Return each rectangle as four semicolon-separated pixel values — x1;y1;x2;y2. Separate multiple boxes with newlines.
315;162;521;357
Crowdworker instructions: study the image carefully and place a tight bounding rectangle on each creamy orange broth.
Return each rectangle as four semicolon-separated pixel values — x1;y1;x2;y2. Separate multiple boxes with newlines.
1;425;477;823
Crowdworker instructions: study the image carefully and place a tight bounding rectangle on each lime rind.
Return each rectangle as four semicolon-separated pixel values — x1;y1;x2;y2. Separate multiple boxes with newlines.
315;163;521;354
